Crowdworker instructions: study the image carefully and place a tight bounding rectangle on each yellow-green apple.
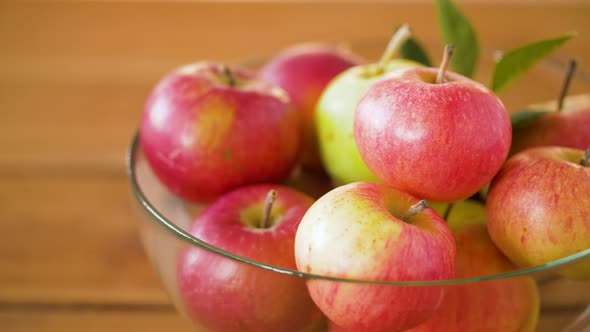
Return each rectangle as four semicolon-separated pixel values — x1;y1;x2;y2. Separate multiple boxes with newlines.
510;60;590;156
141;62;299;203
430;199;487;231
316;25;422;185
294;182;456;332
487;146;590;280
259;43;365;169
405;224;540;332
354;46;511;202
177;184;324;332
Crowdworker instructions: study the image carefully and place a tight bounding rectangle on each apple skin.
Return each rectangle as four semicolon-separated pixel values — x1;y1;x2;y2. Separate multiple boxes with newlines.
510;94;590;156
331;224;540;332
486;146;590;280
316;59;422;185
329;204;540;332
354;67;512;202
426;200;540;332
410;200;540;332
329;227;540;332
141;62;299;203
403;224;540;332
259;43;365;169
177;184;324;332
294;182;456;332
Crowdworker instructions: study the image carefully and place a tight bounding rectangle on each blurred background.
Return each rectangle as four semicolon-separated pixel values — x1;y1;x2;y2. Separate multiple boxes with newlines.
1;1;589;331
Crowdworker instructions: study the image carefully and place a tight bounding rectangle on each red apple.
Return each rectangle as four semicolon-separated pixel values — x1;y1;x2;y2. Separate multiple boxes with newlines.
259;43;365;169
354;46;511;202
511;94;590;156
177;184;324;332
487;146;590;280
141;62;299;203
294;182;456;332
511;60;590;156
405;224;540;332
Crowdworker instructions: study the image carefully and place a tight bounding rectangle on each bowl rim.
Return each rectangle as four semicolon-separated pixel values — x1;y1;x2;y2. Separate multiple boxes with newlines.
126;132;590;286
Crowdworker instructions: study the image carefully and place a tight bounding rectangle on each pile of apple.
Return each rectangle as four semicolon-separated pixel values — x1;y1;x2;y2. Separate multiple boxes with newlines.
139;22;590;332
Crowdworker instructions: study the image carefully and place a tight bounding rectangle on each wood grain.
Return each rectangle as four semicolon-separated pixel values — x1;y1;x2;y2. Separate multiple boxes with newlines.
0;309;192;332
0;174;169;305
1;1;590;331
1;2;589;172
0;307;585;332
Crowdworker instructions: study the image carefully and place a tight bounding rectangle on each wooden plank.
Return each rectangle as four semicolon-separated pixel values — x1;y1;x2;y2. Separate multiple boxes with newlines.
0;80;145;172
1;2;588;61
1;2;590;171
0;307;585;332
540;278;590;310
0;169;589;308
0;173;171;305
0;309;192;332
538;308;590;332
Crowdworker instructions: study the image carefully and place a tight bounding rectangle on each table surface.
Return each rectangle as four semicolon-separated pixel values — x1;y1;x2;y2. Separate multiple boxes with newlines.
2;1;590;331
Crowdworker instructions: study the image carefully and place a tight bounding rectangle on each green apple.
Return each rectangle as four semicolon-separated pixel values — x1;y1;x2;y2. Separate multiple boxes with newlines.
316;25;422;184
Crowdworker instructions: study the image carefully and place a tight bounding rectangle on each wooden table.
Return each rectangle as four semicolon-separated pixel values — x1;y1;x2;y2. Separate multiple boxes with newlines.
1;1;589;331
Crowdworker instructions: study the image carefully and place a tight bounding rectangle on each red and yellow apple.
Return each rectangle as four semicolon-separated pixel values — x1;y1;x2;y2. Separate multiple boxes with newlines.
177;184;323;332
487;146;590;280
141;62;299;203
295;182;456;332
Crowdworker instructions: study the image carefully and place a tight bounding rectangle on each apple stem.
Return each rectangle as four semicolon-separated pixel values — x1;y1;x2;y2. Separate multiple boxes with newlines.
376;24;412;74
221;64;236;87
402;200;429;222
557;58;577;112
442;203;454;222
260;189;278;229
436;44;455;84
581;147;590;167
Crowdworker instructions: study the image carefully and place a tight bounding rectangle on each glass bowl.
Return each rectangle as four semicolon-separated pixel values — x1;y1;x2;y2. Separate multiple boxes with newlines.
127;40;590;332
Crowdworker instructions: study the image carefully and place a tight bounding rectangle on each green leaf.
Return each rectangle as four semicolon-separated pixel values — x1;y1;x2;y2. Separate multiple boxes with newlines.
436;0;479;77
510;109;549;129
491;32;576;93
400;38;432;67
